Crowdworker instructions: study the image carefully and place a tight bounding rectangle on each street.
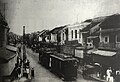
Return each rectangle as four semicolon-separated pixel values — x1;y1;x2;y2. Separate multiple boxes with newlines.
25;48;100;82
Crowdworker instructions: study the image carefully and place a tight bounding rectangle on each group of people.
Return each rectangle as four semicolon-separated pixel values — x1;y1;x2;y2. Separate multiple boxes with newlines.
23;58;34;79
11;55;34;81
11;56;22;81
106;67;120;82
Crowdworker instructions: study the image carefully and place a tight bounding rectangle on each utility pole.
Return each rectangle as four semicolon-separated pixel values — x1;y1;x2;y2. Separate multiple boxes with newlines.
23;26;26;61
83;32;88;65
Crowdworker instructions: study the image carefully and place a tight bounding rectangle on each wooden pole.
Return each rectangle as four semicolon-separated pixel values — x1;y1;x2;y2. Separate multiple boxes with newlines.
23;26;26;61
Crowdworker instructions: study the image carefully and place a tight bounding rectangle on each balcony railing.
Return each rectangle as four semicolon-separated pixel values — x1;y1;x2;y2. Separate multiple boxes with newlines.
99;42;117;50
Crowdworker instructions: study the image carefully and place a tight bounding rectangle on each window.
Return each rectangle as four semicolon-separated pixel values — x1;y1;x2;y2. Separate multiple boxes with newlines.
79;29;81;38
63;33;64;40
116;35;120;42
75;30;77;38
104;36;109;43
87;38;91;43
71;30;73;38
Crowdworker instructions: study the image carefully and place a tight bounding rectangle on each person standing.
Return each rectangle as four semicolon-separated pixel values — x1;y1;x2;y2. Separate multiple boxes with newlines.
17;66;21;79
106;67;112;82
31;67;34;79
109;72;114;82
26;67;30;78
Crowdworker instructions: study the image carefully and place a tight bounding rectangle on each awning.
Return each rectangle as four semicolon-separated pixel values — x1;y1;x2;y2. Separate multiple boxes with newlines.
87;49;96;54
6;45;17;52
92;50;116;67
92;50;116;56
0;48;16;63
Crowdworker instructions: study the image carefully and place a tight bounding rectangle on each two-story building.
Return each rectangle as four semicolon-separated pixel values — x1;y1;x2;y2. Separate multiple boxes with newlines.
60;21;91;46
87;14;120;75
49;25;67;45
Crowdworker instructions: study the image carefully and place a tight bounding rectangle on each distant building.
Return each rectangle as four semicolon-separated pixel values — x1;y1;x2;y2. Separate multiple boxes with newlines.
38;30;50;42
49;25;67;45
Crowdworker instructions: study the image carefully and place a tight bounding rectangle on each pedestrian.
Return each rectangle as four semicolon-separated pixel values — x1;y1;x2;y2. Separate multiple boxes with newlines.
23;59;27;69
26;67;30;78
106;67;112;82
26;59;30;68
31;67;34;79
109;72;114;82
17;66;21;79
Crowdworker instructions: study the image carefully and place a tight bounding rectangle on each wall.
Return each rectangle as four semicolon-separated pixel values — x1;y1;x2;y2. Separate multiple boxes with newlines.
75;49;83;58
0;28;5;47
61;45;75;56
60;28;66;45
50;33;57;42
0;53;17;76
99;31;120;50
67;25;83;45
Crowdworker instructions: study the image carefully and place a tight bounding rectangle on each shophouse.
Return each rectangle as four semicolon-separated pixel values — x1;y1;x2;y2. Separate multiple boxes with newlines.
0;11;18;81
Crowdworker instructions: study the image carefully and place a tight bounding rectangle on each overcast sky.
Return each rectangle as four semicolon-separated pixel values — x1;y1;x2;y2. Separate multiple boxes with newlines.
2;0;120;35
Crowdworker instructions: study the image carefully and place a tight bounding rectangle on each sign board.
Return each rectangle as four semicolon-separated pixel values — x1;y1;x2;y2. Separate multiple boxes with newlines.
75;49;83;58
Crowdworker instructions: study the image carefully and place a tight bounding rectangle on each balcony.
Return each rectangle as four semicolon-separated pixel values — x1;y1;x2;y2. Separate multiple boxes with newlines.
99;42;117;50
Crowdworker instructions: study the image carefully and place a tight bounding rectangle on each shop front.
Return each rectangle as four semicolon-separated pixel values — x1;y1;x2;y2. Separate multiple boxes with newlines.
91;49;116;79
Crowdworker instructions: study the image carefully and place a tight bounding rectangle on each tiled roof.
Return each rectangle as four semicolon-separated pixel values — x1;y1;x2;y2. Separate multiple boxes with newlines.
100;14;120;29
81;16;106;32
50;25;67;34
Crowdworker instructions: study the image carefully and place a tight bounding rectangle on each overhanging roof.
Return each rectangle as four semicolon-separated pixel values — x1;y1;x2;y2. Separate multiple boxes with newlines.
92;50;116;56
100;14;120;29
98;28;120;33
0;47;16;63
50;25;67;34
6;45;17;52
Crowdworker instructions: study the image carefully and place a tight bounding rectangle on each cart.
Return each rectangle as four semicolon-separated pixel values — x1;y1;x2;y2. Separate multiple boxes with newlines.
82;65;95;79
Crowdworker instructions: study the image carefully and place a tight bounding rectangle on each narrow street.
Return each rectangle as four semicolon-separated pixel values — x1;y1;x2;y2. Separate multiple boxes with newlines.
26;48;100;82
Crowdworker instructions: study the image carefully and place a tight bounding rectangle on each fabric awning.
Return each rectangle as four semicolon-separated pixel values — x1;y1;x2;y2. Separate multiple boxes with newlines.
92;50;116;56
92;50;116;67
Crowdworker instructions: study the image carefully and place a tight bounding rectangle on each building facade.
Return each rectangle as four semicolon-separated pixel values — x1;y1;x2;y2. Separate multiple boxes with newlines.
60;22;91;45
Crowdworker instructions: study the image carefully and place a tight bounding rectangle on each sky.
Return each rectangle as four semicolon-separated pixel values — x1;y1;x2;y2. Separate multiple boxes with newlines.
1;0;120;35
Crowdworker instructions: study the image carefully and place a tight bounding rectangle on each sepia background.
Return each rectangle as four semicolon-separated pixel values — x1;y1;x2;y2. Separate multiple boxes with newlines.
0;0;120;35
